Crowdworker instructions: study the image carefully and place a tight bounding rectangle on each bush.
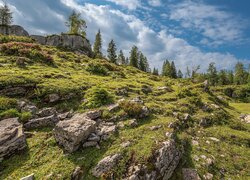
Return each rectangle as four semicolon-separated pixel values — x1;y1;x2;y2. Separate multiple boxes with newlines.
0;97;17;111
177;88;195;98
82;87;114;108
0;35;34;43
20;112;32;123
86;63;109;76
0;108;19;119
119;100;143;118
0;42;53;64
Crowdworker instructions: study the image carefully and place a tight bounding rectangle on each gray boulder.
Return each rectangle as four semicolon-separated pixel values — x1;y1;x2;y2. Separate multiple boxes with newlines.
53;113;96;153
24;115;59;130
0;118;27;160
20;173;35;180
0;25;29;36
182;168;201;180
30;35;46;45
85;110;102;120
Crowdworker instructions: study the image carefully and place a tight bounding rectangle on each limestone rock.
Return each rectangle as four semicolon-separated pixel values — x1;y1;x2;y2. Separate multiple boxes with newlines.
54;113;96;153
0;25;29;36
36;107;56;117
128;119;138;127
108;104;120;112
30;35;46;45
71;166;83;180
149;125;162;131
203;173;213;180
24;115;59;130
20;173;35;180
21;104;38;115
85;110;102;120
182;168;201;180
92;154;121;177
48;94;60;103
141;85;152;94
82;141;97;148
0;118;27;160
87;133;100;142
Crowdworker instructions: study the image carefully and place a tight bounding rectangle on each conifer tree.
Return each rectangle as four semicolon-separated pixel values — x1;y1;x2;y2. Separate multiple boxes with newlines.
207;62;218;86
152;68;159;75
234;62;247;85
118;50;126;65
227;70;234;84
0;2;12;26
186;66;191;78
93;30;102;58
177;69;183;78
107;39;117;64
125;57;129;65
162;60;171;77
218;70;228;85
170;61;177;78
138;52;149;72
66;10;87;37
129;46;139;68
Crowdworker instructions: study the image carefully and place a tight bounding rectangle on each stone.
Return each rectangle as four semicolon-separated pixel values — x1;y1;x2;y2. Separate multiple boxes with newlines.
141;85;152;94
149;125;162;131
58;111;73;120
117;121;125;129
0;118;27;160
30;35;46;45
108;104;120;112
157;86;172;92
53;113;96;153
22;104;38;115
206;158;214;166
71;166;83;180
192;140;199;146
243;115;250;124
128;119;138;127
20;173;35;180
100;124;117;135
183;113;191;121
0;25;29;36
36;107;56;117
211;104;220;109
193;155;199;161
85;110;102;120
165;132;174;139
49;94;60;103
87;133;100;142
121;141;131;148
24;115;59;130
203;80;209;92
131;97;144;104
139;106;150;118
92;154;121;177
82;141;98;148
203;173;213;180
116;87;129;96
209;137;220;142
182;168;201;180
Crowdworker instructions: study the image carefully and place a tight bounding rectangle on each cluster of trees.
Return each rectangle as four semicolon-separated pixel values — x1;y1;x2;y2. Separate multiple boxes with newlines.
161;60;183;78
66;11;87;37
0;2;13;26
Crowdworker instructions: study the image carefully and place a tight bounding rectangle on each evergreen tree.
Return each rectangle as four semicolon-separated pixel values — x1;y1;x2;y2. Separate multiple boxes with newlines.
118;50;126;65
107;39;117;64
152;68;159;75
125;57;129;65
218;70;228;85
186;66;191;78
129;46;139;68
162;60;171;77
227;70;234;84
138;52;149;72
177;69;183;78
93;30;102;58
234;62;247;85
0;2;12;26
170;61;177;78
66;10;87;37
207;62;218;86
191;65;200;79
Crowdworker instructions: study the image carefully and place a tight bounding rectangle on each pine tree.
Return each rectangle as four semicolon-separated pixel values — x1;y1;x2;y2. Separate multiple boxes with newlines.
218;70;228;85
152;68;159;75
93;30;102;59
177;70;183;78
207;62;218;86
66;10;87;37
125;57;129;65
0;3;13;26
129;46;139;68
138;52;149;72
234;62;247;85
107;39;117;64
118;50;126;65
170;61;177;78
227;70;234;84
162;60;171;77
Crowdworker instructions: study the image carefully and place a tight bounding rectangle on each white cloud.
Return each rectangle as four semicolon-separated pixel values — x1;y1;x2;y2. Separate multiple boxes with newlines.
148;0;162;7
169;0;247;46
105;0;141;10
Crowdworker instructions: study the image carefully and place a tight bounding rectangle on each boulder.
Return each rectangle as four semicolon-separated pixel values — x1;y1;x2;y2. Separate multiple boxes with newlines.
0;25;29;36
30;35;46;45
203;173;213;180
20;173;35;180
85;110;102;120
107;104;120;112
128;119;138;128
92;154;121;177
182;168;201;180
82;141;98;148
48;94;60;103
24;115;59;130
22;104;38;115
53;113;96;153
0;118;27;160
141;85;152;94
36;107;56;117
71;166;83;180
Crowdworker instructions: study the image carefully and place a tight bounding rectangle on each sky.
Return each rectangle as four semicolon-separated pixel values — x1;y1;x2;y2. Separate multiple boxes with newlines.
3;0;250;72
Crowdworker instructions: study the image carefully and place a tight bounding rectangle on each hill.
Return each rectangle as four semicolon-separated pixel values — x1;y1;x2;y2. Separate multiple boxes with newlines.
0;35;249;180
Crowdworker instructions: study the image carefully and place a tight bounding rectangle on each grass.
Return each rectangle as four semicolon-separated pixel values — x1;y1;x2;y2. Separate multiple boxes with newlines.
230;103;250;114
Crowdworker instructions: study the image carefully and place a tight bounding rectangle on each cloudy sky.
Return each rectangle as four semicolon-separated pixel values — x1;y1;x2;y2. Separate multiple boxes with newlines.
3;0;250;72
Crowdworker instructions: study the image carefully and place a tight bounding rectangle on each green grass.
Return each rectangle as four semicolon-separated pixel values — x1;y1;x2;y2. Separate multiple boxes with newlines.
230;103;250;114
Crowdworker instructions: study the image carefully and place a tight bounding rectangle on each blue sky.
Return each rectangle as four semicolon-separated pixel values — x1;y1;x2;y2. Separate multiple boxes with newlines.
3;0;250;72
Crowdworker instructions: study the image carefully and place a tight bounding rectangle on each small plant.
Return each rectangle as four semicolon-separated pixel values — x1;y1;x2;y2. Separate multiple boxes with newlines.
82;87;114;108
0;35;34;43
119;100;143;118
176;88;195;98
19;112;32;123
0;97;17;111
86;63;108;76
0;108;19;119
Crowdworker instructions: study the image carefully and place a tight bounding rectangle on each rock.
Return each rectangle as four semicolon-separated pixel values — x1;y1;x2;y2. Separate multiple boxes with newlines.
100;124;117;135
20;173;35;180
53;113;96;153
193;155;199;162
87;133;100;142
141;85;152;94
22;104;38;115
71;166;83;180
24;115;59;130
117;121;125;129
183;113;191;121
85;110;102;120
209;137;220;142
149;125;162;131
17;100;27;110
157;86;172;92
16;57;26;67
108;104;120;112
241;114;250;124
165;132;174;139
199;118;209;127
128;119;138;127
192;140;199;146
154;140;182;179
131;97;144;104
116;87;129;96
139;106;150;118
30;35;46;45
0;118;27;160
48;94;60;103
82;141;98;148
92;154;121;177
182;168;201;180
203;173;213;180
203;80;209;92
57;111;73;120
36;107;56;117
0;25;29;36
211;104;220;109
0;86;27;96
121;141;131;148
206;158;214;166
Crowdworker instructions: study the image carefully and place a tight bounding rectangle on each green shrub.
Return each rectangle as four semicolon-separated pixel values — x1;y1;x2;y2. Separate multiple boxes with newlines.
0;97;17;111
86;63;109;76
0;108;19;119
82;87;114;108
119;100;143;118
20;112;32;123
0;35;34;43
177;88;195;98
187;96;203;108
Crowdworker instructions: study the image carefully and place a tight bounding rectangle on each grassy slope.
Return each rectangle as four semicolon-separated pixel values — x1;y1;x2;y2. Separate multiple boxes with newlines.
0;38;249;179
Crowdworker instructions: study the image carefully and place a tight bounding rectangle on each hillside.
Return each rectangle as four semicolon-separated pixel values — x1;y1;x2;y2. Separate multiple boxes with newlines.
0;35;250;180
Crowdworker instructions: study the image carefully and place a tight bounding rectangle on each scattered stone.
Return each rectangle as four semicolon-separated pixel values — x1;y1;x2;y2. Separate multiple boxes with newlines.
203;80;209;92
128;119;138;127
82;141;98;148
211;104;220;109
203;173;213;180
0;118;27;160
157;86;172;92
0;25;29;36
209;137;220;142
183;113;191;121
71;166;83;180
206;140;210;144
36;107;56;117
22;104;38;115
193;155;200;162
108;103;120;112
85;110;102;120
117;121;125;129
24;115;59;130
192;140;199;146
182;168;201;180
200;155;207;159
141;85;152;94
165;132;174;139
48;94;60;103
206;158;214;166
121;141;131;148
116;87;129;97
131;97;144;104
53;113;96;153
57;111;73;120
149;125;162;131
92;154;121;177
139;106;150;118
240;114;250;124
20;173;35;180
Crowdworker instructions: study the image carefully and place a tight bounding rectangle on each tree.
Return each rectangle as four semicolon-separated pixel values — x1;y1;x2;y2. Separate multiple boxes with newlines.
170;61;177;78
191;65;200;79
0;2;13;26
162;60;171;77
186;66;191;78
129;46;139;68
207;62;218;86
125;57;129;65
107;39;117;64
118;50;126;65
93;30;102;58
227;70;234;84
138;52;149;72
234;62;247;85
177;70;183;78
218;70;228;85
152;68;159;75
66;10;87;37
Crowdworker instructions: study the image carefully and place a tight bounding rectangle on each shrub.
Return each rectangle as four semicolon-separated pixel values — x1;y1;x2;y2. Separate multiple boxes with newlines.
82;87;114;108
119;100;143;118
0;35;34;43
0;42;53;64
86;63;109;76
0;108;19;119
177;88;195;98
20;112;32;123
0;97;17;111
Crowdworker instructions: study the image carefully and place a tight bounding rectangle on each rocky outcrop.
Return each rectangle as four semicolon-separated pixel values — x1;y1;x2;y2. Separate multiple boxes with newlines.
240;114;250;124
31;34;92;56
0;118;27;160
53;113;97;153
0;25;29;36
182;168;201;180
24;114;59;130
